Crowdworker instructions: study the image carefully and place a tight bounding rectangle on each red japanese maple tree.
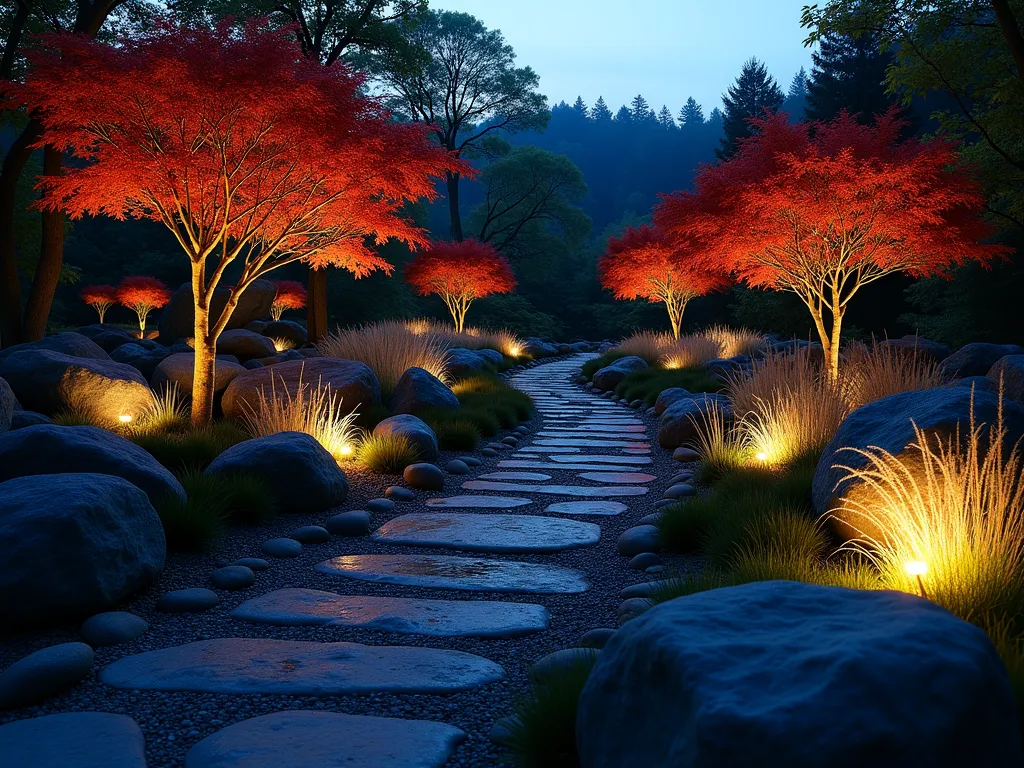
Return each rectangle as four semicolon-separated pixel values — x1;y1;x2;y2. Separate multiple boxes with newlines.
116;276;171;335
405;240;517;332
80;284;117;324
270;280;307;321
655;109;1008;379
15;21;461;424
599;224;726;339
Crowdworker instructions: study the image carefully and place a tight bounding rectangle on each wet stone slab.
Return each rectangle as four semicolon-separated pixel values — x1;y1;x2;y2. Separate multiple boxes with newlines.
99;638;504;695
541;424;647;433
578;471;657;484
372;513;600;553
498;460;660;472
424;495;533;509
185;710;465;768
461;480;649;497
232;588;550;637
534;438;651;448
317;554;589;594
478;471;552;481
544;500;628;516
537;432;648;441
548;454;652;465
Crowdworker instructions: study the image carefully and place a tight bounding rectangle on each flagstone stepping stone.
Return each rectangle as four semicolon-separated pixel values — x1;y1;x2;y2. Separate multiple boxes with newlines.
367;497;396;513
80;611;148;647
463;480;648;497
579;471;657;484
324;510;372;536
545;500;628;516
290;525;330;544
517;446;580;454
262;538;302;558
386;486;416;501
425;495;533;509
514;453;541;458
479;471;552;481
538;431;647;441
445;459;470;475
233;557;270;571
623;447;652;454
542;424;647;433
184;710;465;768
317;554;589;594
99;638;504;695
210;565;256;591
157;588;220;613
0;642;94;708
549;454;652;465
232;588;550;637
535;438;649;448
372;513;600;553
0;712;146;768
498;460;657;472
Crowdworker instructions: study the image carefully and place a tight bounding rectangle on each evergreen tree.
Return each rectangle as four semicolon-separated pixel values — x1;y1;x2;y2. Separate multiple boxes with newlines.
717;57;784;159
614;104;633;122
630;94;654;123
708;107;724;125
783;66;808;120
657;105;676;129
806;32;897;124
572;95;589;118
678;96;704;127
590;96;612;121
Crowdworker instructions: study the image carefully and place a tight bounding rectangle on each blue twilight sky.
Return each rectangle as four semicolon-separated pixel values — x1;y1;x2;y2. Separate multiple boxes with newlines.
431;0;816;118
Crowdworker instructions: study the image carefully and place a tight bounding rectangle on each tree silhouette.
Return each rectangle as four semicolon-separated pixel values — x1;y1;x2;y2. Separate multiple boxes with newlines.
405;239;517;332
806;32;896;124
270;280;307;321
80;284;117;324
590;97;612;122
657;110;1007;378
718;57;784;159
599;224;725;338
16;22;459;424
116;276;171;334
679;97;704;127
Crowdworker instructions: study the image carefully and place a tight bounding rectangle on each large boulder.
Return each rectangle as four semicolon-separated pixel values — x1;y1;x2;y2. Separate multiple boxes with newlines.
205;432;348;513
216;328;277;361
151;352;246;398
940;342;1024;378
475;348;504;367
577;581;1021;768
657;393;732;450
0;473;166;627
987;354;1024;401
877;335;952;363
592;356;648;391
0;425;185;504
261;320;307;348
157;278;276;344
0;331;109;363
812;387;1024;541
0;349;153;423
524;337;558;358
110;343;172;380
373;414;439;462
446;348;488;377
221;358;381;421
0;376;16;434
654;387;691;416
390;367;459;415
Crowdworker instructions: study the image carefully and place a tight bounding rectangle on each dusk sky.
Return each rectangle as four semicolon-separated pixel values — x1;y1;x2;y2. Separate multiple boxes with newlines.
433;0;816;118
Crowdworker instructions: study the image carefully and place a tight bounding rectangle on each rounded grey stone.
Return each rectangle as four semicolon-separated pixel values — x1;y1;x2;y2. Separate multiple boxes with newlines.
669;472;694;485
233;557;270;571
0;711;146;768
617;525;661;556
637;512;663;526
0;642;94;708
459;456;482;467
629;552;663;571
646;565;666;574
385;485;416;501
481;448;499;457
210;566;256;591
501;436;518;446
290;525;330;544
514;426;530;435
157;588;220;613
664;483;696;499
654;498;678;510
445;459;470;475
324;510;372;536
366;498;395;513
673;447;700;462
80;611;148;647
262;538;303;558
579;628;617;649
618;596;653;624
531;647;600;683
403;462;445;491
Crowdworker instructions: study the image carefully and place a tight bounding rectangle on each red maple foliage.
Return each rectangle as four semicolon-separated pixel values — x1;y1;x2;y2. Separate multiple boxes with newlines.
15;21;463;424
270;280;307;321
116;276;171;334
654;109;1009;378
405;240;517;332
599;224;727;339
79;284;117;324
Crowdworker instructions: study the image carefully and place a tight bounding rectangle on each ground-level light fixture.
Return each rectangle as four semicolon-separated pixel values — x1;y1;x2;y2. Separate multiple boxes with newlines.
904;560;929;599
118;413;134;424
755;451;768;462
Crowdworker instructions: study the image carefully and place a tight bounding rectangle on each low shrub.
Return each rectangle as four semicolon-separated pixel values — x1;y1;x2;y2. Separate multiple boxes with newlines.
430;418;481;451
355;403;391;430
133;421;249;474
357;433;421;474
179;469;279;526
452;373;534;427
614;367;722;404
501;658;597;768
154;482;226;553
657;498;718;553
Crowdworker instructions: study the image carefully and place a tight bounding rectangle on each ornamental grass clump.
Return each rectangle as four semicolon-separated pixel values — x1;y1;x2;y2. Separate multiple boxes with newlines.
357;433;421;474
240;372;360;463
318;320;450;396
836;398;1024;631
703;324;767;358
659;334;721;370
841;340;948;409
615;330;672;365
689;402;748;483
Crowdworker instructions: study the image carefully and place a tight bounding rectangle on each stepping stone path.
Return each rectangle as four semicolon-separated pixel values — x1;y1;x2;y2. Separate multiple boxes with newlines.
73;354;664;765
372;513;601;553
233;588;550;637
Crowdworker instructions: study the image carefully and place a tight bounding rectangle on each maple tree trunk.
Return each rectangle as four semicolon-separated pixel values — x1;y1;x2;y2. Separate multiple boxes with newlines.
0;119;40;347
96;305;107;324
21;145;65;342
446;171;463;241
803;293;842;381
191;264;216;427
138;309;148;335
665;294;686;340
307;266;328;343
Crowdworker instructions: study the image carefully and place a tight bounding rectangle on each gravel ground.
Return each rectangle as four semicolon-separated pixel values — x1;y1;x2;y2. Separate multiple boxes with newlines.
0;353;699;767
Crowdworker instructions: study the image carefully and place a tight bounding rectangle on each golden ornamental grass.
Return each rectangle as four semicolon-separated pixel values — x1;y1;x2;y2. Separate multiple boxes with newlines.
616;330;674;364
841;340;948;410
660;335;721;370
703;325;767;359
